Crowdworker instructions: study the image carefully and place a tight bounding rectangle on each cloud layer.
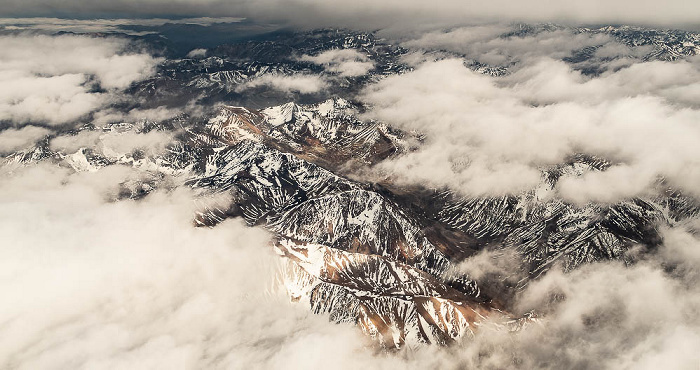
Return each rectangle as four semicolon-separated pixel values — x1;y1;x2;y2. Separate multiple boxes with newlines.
0;126;50;154
0;17;243;34
452;227;700;369
237;74;328;94
0;34;160;126
2;163;698;369
361;51;700;202
301;49;375;77
0;164;377;369
1;0;699;29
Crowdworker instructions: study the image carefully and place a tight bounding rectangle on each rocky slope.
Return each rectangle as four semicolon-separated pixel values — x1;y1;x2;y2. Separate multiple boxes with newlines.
182;99;698;346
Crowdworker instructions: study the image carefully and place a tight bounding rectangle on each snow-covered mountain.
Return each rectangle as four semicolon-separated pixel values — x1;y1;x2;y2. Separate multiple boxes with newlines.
5;24;700;349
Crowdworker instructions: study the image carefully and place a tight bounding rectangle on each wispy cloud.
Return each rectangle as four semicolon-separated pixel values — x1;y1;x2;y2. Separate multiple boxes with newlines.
301;49;375;77
0;126;50;154
237;74;329;94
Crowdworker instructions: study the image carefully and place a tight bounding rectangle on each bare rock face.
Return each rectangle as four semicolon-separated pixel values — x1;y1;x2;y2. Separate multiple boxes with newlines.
184;100;514;346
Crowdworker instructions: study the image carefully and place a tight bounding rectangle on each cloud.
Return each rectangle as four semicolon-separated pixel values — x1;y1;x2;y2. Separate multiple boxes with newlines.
0;126;50;154
0;33;160;126
92;104;201;128
502;229;700;369
0;163;371;369
0;160;450;370
50;130;174;160
0;165;261;368
360;56;700;202
411;223;700;369
49;130;102;154
0;17;243;35
2;69;700;370
0;127;411;368
301;49;375;77
0;1;699;29
186;48;208;58
100;131;174;159
237;74;328;94
401;27;614;66
0;71;104;126
0;34;158;89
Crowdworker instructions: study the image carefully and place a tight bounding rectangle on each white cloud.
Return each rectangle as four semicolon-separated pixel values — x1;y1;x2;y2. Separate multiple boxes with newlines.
49;130;102;154
301;49;375;77
2;72;700;370
0;34;159;89
92;104;200;128
186;48;208;58
402;27;614;66
0;164;368;369
49;129;174;161
0;126;50;154
0;72;104;126
101;131;174;159
0;162;466;370
0;34;161;126
506;230;700;368
237;74;328;94
360;56;700;202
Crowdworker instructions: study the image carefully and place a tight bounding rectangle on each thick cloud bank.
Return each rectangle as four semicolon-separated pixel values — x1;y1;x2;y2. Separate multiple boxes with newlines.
0;34;160;126
0;164;386;369
1;0;699;29
3;163;697;369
